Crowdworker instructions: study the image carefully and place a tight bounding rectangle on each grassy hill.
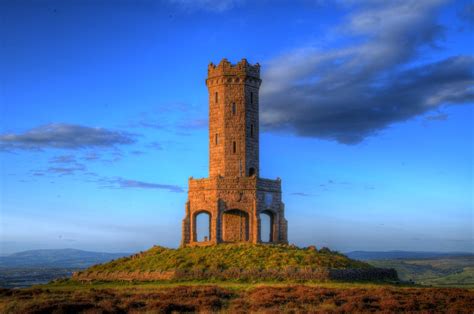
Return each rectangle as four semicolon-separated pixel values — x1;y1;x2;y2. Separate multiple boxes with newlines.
368;256;474;288
73;244;393;282
83;244;368;272
346;250;473;260
2;247;472;312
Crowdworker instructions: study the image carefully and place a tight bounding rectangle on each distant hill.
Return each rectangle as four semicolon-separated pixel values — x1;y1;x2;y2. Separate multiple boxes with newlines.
346;251;474;261
368;255;474;288
0;249;129;268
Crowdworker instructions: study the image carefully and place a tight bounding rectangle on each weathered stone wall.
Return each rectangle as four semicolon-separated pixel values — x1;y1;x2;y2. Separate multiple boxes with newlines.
222;209;249;242
181;59;288;247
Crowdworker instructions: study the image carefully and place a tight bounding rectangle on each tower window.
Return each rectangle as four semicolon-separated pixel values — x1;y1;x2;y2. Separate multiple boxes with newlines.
250;92;253;104
250;124;254;138
233;141;236;154
215;92;218;104
232;103;236;115
248;167;255;176
215;133;218;145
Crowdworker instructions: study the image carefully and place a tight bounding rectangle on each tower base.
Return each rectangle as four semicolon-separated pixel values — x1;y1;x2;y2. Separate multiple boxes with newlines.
181;176;288;247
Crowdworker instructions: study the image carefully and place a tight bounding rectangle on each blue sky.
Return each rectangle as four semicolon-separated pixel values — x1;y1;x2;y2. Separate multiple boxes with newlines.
0;0;473;254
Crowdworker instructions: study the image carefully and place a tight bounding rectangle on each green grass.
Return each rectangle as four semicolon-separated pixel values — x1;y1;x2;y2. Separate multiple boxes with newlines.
80;244;369;275
420;267;474;287
368;256;474;288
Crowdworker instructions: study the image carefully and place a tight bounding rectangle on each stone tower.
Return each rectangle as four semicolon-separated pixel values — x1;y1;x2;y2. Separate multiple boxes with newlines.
181;58;288;246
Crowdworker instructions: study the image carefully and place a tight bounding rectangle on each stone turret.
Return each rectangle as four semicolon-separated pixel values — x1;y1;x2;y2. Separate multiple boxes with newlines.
206;58;261;178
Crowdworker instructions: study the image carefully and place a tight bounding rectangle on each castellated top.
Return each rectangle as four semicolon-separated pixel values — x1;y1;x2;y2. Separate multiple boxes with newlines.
207;58;260;80
181;58;288;247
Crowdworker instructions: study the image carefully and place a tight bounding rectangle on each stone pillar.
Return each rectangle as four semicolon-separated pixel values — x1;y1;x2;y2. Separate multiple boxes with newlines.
252;198;259;243
273;212;280;244
279;203;288;243
211;199;220;244
181;201;191;247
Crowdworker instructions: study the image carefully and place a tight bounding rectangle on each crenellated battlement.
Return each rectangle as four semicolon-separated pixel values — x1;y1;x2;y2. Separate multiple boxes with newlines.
207;58;260;79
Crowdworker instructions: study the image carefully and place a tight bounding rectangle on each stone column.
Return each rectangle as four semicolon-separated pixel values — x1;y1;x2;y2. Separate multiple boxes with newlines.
212;199;221;244
181;201;191;247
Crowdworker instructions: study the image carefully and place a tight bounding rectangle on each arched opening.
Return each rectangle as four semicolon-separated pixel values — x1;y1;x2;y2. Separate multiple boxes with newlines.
222;209;249;242
194;211;211;242
260;210;274;243
248;167;255;176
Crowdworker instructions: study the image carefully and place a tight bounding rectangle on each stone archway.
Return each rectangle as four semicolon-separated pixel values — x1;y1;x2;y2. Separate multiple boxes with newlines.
222;209;249;242
193;210;211;242
259;210;274;243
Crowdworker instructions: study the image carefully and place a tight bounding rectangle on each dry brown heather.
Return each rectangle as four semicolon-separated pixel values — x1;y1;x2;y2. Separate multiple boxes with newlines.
1;285;473;313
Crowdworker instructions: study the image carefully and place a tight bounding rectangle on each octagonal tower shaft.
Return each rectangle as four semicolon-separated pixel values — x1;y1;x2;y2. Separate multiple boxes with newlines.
206;59;261;178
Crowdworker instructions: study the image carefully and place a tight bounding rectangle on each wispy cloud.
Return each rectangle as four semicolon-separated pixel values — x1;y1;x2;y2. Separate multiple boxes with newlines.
82;152;101;161
261;0;474;144
129;102;207;135
147;141;163;150
425;112;449;121
45;165;86;176
177;118;208;130
458;2;474;26
0;123;136;151
31;154;89;176
49;155;77;164
98;177;184;193
133;121;165;130
168;0;243;12
291;192;314;197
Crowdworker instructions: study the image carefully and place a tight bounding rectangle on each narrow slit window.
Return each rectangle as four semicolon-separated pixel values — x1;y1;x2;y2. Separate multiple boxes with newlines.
215;133;218;145
250;92;253;104
250;124;254;138
233;141;236;154
232;103;236;115
215;92;218;104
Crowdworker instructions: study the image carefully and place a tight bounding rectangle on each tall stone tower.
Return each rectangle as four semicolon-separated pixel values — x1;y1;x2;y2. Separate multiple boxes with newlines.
181;58;288;246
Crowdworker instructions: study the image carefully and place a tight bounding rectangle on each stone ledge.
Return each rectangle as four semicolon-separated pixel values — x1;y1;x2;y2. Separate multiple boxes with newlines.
188;176;281;192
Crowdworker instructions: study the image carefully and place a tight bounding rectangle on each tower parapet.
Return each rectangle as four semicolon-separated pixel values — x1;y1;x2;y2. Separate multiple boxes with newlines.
207;58;261;84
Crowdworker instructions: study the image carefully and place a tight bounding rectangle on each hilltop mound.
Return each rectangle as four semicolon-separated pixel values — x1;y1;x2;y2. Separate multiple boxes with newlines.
80;244;367;273
73;244;397;282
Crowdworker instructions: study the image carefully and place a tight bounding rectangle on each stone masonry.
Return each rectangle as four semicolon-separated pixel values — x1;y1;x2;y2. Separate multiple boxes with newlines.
181;58;288;246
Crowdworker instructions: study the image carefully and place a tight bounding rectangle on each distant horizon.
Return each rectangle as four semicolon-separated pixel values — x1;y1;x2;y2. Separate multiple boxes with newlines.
2;246;474;256
1;0;473;255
